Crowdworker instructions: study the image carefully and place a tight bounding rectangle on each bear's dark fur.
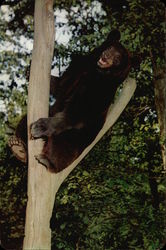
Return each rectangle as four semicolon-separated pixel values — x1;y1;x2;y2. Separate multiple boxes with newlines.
10;30;139;173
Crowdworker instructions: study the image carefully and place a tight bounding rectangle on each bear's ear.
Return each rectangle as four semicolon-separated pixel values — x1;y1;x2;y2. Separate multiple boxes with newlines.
130;55;142;70
106;30;121;42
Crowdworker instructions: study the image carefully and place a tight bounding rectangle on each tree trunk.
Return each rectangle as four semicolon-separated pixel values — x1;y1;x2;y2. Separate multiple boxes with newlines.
153;69;166;171
23;0;55;249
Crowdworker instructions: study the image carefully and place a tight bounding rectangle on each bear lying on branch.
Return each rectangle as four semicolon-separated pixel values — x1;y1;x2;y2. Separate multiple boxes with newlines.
8;30;140;173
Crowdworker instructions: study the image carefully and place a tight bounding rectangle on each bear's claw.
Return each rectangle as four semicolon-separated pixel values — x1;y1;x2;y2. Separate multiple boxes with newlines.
35;154;50;169
8;135;27;163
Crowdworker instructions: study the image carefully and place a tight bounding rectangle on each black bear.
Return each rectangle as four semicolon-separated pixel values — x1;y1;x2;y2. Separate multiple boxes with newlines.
8;30;139;172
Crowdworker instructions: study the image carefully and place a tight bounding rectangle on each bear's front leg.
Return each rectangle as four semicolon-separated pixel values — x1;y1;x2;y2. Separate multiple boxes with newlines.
30;112;71;139
30;118;52;139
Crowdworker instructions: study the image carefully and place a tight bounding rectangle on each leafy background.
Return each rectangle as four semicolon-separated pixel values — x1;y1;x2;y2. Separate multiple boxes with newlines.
0;0;166;249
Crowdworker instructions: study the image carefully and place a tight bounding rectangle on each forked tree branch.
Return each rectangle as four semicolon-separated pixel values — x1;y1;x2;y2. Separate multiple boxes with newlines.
22;1;136;248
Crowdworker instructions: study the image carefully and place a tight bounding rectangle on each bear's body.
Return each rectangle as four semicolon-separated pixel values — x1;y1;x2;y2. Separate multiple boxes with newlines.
9;30;139;172
35;57;122;172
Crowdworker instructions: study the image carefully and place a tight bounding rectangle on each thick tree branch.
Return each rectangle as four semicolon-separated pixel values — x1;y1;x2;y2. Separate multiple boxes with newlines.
23;0;55;249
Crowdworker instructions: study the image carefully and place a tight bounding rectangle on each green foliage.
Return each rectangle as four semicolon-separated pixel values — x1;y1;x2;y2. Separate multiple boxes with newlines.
0;0;165;249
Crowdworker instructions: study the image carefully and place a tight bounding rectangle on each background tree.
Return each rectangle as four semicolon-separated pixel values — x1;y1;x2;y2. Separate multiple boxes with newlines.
0;0;165;249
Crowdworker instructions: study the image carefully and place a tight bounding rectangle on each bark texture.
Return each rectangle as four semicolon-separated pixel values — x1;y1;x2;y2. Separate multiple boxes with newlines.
23;0;55;249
